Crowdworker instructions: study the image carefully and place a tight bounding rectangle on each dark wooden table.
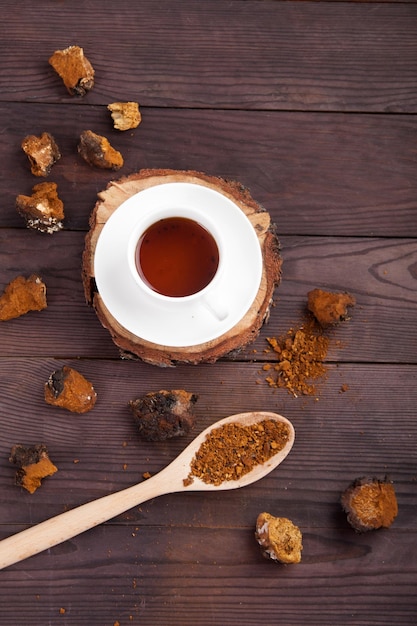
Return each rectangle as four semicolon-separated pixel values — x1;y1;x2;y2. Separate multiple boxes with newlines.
1;1;416;624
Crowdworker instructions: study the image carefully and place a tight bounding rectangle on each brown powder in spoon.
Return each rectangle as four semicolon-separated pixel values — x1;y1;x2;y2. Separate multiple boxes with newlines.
184;419;290;486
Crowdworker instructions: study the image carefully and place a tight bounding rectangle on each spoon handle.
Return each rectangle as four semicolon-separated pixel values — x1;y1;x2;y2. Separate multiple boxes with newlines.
0;468;178;570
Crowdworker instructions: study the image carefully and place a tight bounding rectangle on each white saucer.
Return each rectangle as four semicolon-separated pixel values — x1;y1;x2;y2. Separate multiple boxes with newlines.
94;182;263;347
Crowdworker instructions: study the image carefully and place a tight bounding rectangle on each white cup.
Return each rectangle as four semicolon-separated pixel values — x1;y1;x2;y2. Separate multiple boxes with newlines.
127;206;229;321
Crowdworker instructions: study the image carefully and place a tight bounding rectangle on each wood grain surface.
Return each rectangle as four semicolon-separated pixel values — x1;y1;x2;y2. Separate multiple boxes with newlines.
0;1;416;625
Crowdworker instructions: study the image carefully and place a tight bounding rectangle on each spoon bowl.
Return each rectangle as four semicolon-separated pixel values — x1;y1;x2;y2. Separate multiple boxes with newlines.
0;411;294;570
178;411;295;491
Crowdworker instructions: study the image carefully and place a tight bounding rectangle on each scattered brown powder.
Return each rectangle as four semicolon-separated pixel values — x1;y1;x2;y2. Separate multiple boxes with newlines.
264;318;329;397
185;419;290;486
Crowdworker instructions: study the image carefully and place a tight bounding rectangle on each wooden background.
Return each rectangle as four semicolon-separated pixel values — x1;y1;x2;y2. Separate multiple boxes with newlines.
0;1;416;624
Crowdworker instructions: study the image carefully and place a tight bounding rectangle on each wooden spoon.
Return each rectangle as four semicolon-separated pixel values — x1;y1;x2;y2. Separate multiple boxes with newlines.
0;411;294;570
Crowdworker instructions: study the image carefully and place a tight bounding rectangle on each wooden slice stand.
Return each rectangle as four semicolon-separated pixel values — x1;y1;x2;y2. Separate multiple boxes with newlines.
82;169;282;366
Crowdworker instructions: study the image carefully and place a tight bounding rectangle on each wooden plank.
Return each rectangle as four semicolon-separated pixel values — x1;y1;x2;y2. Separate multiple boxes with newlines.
1;104;416;236
0;231;415;362
0;360;415;528
1;524;416;626
1;1;417;112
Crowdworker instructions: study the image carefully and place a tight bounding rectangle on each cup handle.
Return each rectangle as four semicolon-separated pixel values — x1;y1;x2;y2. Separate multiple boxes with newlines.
201;292;229;321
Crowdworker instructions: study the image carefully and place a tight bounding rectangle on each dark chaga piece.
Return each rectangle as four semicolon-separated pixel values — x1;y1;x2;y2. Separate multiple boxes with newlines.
48;45;95;96
307;289;356;327
9;444;58;494
341;476;398;532
0;274;47;321
44;365;97;413
16;181;64;234
78;130;124;170
129;390;198;441
255;512;303;564
21;132;61;177
108;101;141;131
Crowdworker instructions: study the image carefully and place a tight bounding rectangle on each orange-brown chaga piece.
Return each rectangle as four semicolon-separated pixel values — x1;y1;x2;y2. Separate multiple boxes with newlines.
44;366;97;414
9;444;58;494
21;132;61;177
307;288;356;327
129;389;198;441
78;130;124;170
0;275;47;321
48;45;95;96
341;477;398;532
16;181;64;234
107;102;142;131
255;513;303;564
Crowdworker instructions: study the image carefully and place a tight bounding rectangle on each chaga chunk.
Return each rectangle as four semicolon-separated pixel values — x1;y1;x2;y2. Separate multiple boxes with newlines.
0;275;47;321
255;512;303;564
307;288;356;327
16;181;64;234
107;102;142;131
48;45;95;96
21;132;61;177
44;366;97;414
129;390;198;441
9;444;58;494
341;476;398;532
78;130;124;170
